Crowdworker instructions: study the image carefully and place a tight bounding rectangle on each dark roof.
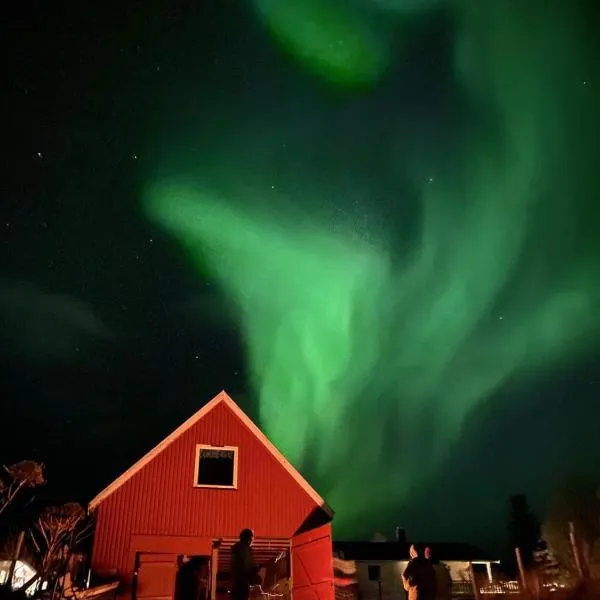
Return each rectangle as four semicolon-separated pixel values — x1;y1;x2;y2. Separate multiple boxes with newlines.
333;541;497;562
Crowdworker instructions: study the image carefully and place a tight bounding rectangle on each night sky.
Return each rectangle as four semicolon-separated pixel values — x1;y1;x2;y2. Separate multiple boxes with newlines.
2;0;600;552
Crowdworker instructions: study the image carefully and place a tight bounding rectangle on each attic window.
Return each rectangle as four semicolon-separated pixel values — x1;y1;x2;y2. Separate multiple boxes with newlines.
194;445;238;489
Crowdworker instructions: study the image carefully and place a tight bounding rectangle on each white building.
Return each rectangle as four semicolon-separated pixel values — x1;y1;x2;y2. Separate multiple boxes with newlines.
333;540;502;599
0;559;45;596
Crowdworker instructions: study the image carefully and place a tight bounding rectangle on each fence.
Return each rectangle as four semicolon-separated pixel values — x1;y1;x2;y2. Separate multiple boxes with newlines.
335;578;524;600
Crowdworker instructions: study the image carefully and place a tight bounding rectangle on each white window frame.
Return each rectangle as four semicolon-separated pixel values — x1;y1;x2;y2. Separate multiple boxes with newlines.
193;444;239;489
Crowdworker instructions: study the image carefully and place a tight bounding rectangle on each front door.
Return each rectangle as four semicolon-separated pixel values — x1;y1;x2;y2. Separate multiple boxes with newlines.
136;553;179;600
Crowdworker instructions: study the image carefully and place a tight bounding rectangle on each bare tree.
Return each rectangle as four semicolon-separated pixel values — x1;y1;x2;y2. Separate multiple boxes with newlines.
542;521;577;577
0;461;45;519
543;478;600;579
27;503;87;594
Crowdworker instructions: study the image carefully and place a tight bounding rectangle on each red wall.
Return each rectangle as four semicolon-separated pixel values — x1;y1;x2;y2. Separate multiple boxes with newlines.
92;400;322;578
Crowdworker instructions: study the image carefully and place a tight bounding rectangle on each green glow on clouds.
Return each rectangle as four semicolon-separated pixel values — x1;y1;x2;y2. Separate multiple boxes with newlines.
145;0;600;532
253;0;389;86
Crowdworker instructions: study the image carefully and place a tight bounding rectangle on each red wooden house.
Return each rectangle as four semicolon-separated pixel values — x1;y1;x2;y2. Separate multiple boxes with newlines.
88;391;334;600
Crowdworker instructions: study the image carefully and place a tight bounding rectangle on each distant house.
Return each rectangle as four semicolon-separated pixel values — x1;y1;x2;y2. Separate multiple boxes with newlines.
333;540;501;599
88;391;335;600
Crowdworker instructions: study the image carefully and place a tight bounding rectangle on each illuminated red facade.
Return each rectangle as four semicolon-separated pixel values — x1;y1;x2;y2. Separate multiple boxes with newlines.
89;391;334;600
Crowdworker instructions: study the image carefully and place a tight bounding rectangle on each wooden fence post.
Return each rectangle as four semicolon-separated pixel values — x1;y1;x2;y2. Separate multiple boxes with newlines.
6;530;25;589
568;521;585;581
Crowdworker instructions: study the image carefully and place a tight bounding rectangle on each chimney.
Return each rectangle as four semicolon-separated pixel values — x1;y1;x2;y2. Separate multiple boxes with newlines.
395;527;407;543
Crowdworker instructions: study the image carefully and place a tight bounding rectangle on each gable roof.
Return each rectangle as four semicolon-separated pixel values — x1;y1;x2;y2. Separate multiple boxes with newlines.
89;390;333;516
333;541;497;562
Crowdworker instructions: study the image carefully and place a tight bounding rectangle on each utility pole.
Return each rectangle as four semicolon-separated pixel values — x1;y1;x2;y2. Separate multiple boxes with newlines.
515;547;528;596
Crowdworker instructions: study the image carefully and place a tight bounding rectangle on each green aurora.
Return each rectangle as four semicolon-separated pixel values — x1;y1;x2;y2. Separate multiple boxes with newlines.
144;0;600;533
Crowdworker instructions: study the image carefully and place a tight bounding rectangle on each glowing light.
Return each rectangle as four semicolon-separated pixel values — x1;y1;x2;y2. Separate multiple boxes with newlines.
144;0;600;533
253;0;389;87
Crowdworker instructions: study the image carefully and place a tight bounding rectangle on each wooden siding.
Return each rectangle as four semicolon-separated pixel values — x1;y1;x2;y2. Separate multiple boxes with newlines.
217;537;290;574
92;400;322;577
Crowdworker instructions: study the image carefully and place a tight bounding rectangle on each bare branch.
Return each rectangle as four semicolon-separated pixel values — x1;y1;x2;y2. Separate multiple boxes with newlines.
0;460;45;518
29;502;86;581
29;527;42;554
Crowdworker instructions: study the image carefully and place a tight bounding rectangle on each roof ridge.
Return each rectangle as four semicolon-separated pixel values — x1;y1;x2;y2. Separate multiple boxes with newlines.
88;390;332;517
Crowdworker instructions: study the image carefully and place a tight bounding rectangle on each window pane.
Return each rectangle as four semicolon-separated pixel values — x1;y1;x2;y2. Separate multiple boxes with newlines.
197;449;235;486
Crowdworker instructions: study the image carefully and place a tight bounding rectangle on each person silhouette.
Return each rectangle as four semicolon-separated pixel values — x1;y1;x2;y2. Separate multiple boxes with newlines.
230;529;259;600
424;547;451;600
402;544;437;600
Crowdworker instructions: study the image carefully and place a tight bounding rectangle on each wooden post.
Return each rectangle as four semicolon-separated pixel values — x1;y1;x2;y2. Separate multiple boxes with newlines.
468;562;481;600
485;562;493;583
515;547;528;596
210;541;220;600
132;552;141;600
569;521;585;580
6;530;25;589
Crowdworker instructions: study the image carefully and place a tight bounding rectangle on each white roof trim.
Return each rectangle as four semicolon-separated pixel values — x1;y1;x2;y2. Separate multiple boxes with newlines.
88;390;331;516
